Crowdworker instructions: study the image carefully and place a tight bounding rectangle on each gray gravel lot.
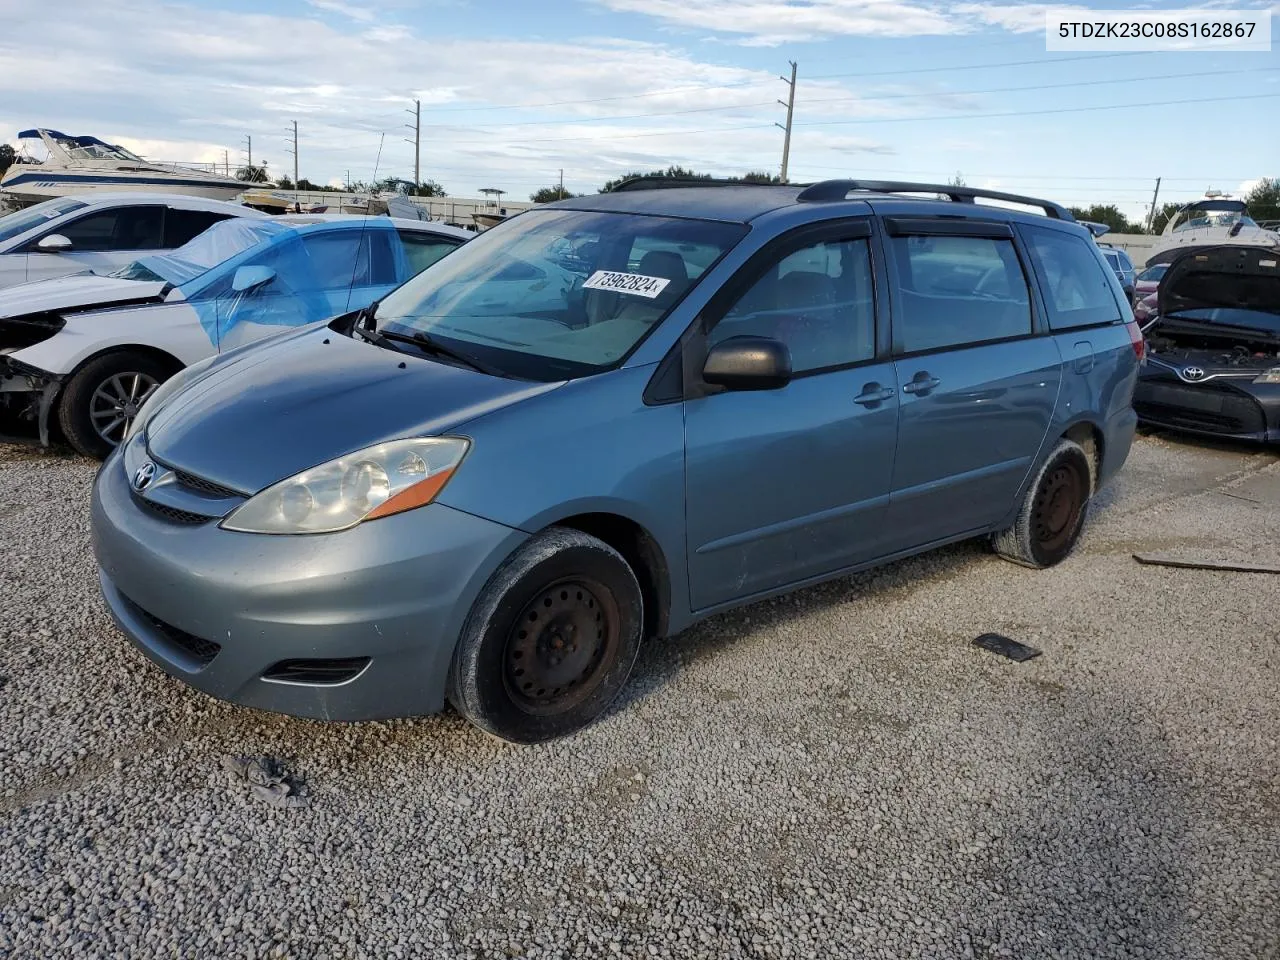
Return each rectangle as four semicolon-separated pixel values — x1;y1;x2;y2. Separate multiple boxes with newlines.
0;431;1277;959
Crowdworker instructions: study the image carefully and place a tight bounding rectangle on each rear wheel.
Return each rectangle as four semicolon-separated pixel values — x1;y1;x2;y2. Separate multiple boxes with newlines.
58;352;172;459
993;439;1092;569
447;527;643;744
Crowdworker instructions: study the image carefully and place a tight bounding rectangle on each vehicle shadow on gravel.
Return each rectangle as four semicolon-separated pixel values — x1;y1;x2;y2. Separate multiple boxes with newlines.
610;538;992;717
940;684;1213;958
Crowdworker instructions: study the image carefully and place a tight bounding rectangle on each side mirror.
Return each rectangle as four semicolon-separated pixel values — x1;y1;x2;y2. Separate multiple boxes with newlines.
702;336;792;391
37;234;73;253
231;264;276;293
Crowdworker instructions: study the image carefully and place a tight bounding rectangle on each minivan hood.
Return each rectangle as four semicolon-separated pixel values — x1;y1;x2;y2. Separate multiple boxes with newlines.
1156;245;1280;347
146;326;562;493
0;274;167;320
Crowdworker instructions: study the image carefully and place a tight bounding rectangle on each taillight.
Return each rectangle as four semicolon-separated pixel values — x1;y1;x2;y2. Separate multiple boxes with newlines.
1125;320;1145;362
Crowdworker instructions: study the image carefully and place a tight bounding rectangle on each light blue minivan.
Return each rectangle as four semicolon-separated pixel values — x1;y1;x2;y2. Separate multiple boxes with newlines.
91;179;1143;743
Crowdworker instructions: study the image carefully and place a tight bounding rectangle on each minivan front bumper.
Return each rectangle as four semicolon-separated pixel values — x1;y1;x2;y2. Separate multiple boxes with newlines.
90;451;528;720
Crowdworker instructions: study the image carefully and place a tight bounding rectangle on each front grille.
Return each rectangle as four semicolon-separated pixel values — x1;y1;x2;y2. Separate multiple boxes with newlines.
262;658;371;685
1135;380;1267;436
132;494;214;526
173;469;243;500
120;594;222;666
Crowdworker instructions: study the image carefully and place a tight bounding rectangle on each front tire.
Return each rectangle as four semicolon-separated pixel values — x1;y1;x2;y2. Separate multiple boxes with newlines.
58;352;172;459
447;527;644;744
993;438;1092;569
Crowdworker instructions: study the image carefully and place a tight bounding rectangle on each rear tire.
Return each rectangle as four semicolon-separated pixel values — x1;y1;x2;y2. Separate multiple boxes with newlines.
58;352;172;459
447;527;643;744
993;439;1092;569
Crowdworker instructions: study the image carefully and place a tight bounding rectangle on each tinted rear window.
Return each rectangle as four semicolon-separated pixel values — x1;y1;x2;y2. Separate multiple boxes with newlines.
164;209;234;247
890;234;1033;354
1022;225;1123;330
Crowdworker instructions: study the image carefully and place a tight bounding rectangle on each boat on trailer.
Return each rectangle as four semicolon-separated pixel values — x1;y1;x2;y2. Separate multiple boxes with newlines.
1;128;249;208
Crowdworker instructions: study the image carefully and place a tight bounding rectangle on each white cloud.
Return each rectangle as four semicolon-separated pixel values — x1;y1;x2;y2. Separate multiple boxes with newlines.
0;0;894;196
307;0;378;22
593;0;962;43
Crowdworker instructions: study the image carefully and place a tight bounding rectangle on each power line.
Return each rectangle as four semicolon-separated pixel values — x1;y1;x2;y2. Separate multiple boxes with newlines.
797;66;1278;107
428;99;778;130
794;92;1280;128
806;50;1157;81
421;52;1159;115
430;66;1276;133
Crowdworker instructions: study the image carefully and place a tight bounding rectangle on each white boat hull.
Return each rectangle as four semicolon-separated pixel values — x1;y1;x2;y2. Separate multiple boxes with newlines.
0;170;247;207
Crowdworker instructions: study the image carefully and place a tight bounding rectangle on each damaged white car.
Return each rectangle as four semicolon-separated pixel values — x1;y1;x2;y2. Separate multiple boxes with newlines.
0;214;470;457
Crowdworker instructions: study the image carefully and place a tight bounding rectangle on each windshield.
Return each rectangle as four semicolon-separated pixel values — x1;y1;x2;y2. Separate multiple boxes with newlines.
1173;209;1256;233
1138;263;1168;283
372;209;746;380
0;197;88;245
110;218;286;285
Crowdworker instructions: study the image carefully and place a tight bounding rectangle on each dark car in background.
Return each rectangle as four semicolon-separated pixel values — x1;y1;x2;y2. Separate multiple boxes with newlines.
1135;245;1280;443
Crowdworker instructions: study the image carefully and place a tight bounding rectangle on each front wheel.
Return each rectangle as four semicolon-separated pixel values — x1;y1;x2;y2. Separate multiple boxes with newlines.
58;352;172;459
447;528;644;744
992;438;1093;569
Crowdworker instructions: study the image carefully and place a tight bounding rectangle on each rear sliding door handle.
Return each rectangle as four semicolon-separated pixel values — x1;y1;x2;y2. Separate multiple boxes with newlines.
902;375;941;395
853;384;895;406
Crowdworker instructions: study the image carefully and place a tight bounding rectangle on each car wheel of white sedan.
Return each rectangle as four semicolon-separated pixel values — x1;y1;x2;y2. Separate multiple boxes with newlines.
58;352;175;459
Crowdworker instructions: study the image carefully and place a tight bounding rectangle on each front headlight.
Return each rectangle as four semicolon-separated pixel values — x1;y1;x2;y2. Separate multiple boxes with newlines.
125;354;219;441
1253;367;1280;384
220;437;470;535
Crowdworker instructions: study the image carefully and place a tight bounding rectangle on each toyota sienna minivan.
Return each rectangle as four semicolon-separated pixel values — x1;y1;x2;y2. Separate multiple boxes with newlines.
91;178;1142;743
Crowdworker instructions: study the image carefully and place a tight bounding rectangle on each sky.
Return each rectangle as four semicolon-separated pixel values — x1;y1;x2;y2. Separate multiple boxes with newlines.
1;0;1277;223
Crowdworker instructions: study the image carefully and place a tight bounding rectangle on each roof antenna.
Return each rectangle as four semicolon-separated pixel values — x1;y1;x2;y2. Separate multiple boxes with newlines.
346;132;386;316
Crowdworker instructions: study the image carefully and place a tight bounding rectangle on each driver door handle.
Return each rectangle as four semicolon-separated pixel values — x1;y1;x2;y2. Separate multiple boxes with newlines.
853;384;895;406
902;375;941;395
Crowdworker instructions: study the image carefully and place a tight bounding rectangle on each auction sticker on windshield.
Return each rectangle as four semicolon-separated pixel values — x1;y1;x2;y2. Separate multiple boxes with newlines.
583;270;671;299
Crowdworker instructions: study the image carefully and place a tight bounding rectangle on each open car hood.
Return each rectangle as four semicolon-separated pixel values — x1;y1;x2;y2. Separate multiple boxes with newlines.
1156;245;1280;347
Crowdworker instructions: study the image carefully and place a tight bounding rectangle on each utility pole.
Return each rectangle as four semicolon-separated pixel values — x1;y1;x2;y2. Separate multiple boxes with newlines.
559;168;565;199
405;99;421;192
1145;177;1162;234
776;61;797;183
285;121;299;199
240;134;255;181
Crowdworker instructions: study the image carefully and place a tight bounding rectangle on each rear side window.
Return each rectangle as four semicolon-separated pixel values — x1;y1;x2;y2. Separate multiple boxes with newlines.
163;209;233;247
399;232;462;277
890;234;1032;354
300;230;397;289
43;206;164;252
1023;226;1122;330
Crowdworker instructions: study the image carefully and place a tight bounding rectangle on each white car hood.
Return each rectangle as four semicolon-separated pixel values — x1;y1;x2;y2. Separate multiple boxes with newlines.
0;274;169;320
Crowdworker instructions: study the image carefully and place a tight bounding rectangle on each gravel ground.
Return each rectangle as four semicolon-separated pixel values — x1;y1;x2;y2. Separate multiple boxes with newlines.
0;430;1277;959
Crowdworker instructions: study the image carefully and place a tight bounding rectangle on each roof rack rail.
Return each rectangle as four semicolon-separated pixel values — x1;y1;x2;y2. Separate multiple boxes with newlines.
795;179;1074;222
607;176;791;193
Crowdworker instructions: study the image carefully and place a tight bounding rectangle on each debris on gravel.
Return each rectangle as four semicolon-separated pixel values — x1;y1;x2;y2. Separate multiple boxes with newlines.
0;434;1277;959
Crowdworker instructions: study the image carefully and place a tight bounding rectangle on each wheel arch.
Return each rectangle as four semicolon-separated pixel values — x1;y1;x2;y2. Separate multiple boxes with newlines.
1060;417;1104;491
46;345;187;451
542;511;672;642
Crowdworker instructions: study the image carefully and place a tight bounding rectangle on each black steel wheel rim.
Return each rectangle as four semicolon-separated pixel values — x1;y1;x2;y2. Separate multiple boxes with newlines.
89;372;159;447
504;578;619;715
1033;461;1084;552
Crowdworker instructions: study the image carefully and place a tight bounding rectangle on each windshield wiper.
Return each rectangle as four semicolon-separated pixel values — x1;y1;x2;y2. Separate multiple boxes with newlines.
378;329;508;377
351;322;399;351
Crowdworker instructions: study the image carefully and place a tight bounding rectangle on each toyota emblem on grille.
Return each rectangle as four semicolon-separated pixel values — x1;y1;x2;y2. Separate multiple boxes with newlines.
132;461;157;492
1181;366;1206;382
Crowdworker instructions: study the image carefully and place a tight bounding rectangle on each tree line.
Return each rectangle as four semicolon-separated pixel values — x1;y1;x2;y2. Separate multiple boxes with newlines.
1;144;1273;233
